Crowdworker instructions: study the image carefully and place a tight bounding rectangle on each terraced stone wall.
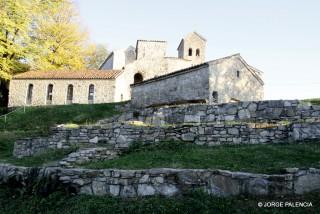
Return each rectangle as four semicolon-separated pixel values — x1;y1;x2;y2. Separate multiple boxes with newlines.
13;121;320;158
113;100;320;125
0;164;319;197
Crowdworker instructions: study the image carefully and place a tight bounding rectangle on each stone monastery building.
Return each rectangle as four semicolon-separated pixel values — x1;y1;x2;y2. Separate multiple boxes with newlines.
8;32;264;107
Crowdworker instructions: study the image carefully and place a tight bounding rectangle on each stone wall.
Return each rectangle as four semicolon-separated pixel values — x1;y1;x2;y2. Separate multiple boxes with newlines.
136;40;167;60
208;54;264;104
1;164;319;197
12;100;320;158
114;55;193;102
13;120;320;158
130;54;264;107
59;147;122;168
292;123;320;141
118;100;320;125
131;65;210;107
9;79;116;106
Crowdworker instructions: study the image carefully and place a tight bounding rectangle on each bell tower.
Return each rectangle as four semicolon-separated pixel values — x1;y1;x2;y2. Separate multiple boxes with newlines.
177;31;206;65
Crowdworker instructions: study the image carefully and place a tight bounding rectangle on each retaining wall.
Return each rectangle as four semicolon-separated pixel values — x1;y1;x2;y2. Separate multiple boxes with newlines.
13;122;320;158
109;100;320;125
0;164;319;197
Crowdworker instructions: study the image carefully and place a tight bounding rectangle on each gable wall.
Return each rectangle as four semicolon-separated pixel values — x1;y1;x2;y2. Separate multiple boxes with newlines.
208;56;264;103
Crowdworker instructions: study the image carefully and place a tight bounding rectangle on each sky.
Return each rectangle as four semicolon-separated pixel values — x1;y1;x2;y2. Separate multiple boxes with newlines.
74;0;320;100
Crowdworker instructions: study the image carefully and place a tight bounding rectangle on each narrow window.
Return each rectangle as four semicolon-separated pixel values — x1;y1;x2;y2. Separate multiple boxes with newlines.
134;73;143;84
121;94;123;101
46;84;53;105
212;91;218;103
196;49;200;56
88;84;94;104
236;70;240;78
188;48;193;56
26;84;33;105
67;84;73;104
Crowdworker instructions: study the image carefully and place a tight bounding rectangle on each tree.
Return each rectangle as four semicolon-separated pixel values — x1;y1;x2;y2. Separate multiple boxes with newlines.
0;0;108;106
0;0;33;79
31;0;90;70
85;44;108;69
0;0;35;105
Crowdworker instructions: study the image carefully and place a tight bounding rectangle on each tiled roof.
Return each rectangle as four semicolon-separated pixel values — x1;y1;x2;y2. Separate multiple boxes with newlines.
13;70;123;80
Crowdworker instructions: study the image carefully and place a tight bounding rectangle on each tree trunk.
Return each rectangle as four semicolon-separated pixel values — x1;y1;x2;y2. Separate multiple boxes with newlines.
0;79;9;107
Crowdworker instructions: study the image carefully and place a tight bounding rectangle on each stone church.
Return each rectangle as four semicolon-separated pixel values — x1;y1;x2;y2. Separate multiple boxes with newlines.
8;32;264;107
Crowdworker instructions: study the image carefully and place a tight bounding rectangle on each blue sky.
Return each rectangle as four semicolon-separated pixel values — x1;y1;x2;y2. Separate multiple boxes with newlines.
75;0;320;100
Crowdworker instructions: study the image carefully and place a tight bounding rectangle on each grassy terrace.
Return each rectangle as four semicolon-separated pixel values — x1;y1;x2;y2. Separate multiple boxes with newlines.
80;141;320;174
0;103;119;163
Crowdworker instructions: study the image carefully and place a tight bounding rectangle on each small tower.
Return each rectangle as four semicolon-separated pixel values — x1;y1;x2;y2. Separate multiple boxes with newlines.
177;31;206;65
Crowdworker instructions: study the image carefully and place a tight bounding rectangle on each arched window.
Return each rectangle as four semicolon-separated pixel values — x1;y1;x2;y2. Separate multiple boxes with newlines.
134;73;143;84
188;48;193;56
236;70;240;78
46;84;53;105
121;94;123;101
88;84;94;104
67;84;73;104
26;84;33;105
212;91;218;103
196;49;200;56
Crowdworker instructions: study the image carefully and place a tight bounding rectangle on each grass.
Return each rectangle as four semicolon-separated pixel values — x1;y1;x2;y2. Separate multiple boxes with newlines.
3;147;77;167
0;103;119;134
80;141;320;174
303;98;320;105
0;103;120;163
0;187;319;214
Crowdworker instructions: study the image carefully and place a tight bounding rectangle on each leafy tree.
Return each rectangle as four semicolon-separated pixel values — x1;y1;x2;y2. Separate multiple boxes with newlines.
0;0;33;79
0;0;109;106
85;44;108;69
31;0;90;70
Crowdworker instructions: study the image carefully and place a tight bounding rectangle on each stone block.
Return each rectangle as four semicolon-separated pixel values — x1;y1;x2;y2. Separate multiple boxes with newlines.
92;181;107;196
155;184;179;196
120;185;136;198
294;173;320;194
109;185;120;196
137;184;156;196
181;133;195;141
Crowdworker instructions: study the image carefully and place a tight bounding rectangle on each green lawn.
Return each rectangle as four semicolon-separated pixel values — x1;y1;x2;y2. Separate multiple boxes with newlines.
0;103;119;134
80;141;320;174
0;103;119;162
0;187;319;214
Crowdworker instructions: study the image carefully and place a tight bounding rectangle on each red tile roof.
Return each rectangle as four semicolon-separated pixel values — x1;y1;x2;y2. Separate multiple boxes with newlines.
12;70;123;80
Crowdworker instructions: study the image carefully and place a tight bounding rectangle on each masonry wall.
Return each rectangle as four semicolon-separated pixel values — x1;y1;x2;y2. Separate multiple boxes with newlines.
136;41;167;60
1;164;319;197
8;79;116;106
125;100;318;125
131;65;210;107
13;100;320;158
130;55;264;108
208;55;264;103
114;57;193;102
13;121;320;158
